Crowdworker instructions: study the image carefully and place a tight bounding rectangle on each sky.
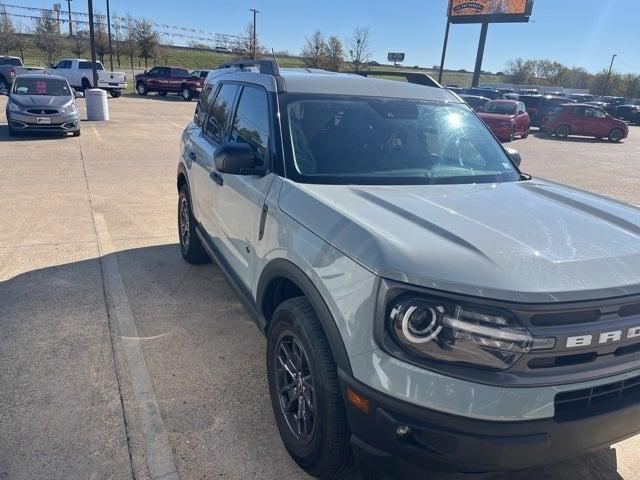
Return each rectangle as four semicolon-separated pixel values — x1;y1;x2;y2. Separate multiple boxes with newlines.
11;0;640;75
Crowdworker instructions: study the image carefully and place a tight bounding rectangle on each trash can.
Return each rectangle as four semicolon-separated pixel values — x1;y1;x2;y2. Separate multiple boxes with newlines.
85;88;109;121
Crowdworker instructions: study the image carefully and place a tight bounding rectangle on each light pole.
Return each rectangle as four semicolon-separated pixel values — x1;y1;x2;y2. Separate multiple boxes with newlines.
249;8;259;59
66;0;72;36
87;0;99;88
106;0;113;71
603;53;617;96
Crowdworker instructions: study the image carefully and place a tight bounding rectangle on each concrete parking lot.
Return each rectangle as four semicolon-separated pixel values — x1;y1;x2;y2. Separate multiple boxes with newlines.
1;94;639;480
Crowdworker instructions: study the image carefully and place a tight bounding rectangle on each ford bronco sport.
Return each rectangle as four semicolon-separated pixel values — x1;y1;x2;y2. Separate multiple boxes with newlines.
177;60;640;479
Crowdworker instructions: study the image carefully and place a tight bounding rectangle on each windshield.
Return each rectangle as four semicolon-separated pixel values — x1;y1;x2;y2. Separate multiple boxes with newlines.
481;101;516;115
13;77;71;96
283;94;520;185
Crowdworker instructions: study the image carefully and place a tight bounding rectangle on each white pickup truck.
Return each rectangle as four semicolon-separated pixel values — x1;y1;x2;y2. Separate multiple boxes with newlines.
47;58;127;97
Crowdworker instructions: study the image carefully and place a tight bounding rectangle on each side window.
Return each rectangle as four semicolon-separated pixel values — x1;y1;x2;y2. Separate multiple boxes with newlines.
204;83;239;143
147;67;160;76
230;86;270;166
200;71;209;78
571;107;585;116
57;60;70;69
159;67;171;77
586;108;606;118
194;84;214;127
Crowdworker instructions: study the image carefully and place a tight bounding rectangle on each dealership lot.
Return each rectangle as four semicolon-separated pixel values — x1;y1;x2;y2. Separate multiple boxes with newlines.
1;94;640;480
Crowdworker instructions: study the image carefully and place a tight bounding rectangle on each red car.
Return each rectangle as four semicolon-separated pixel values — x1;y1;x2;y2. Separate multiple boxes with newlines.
134;66;204;101
542;104;628;142
476;100;530;142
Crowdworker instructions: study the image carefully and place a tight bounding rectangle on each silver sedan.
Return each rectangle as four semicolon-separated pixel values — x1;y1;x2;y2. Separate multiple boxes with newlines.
6;73;81;137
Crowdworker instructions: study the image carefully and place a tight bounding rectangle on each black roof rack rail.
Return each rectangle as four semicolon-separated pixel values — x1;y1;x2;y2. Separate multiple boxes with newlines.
218;58;280;76
345;70;441;88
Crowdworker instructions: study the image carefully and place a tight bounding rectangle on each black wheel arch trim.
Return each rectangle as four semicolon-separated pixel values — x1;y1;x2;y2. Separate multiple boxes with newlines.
257;258;353;375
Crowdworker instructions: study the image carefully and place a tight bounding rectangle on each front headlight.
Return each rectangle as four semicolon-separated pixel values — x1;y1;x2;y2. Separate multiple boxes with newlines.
8;101;21;112
389;296;554;370
62;102;78;114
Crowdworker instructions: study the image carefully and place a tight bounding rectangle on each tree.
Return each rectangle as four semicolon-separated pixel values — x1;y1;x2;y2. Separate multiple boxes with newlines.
0;13;19;55
325;36;344;71
70;35;85;57
34;10;64;65
301;31;327;69
157;38;172;65
120;15;138;73
504;57;536;84
135;18;159;68
347;26;371;71
93;12;109;63
237;22;261;59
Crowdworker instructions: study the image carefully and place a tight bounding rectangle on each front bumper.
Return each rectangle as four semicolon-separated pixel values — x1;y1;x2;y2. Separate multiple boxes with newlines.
8;110;80;132
341;370;640;477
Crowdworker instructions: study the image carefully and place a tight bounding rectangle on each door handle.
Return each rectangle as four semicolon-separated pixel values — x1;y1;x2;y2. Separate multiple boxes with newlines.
188;151;196;161
210;171;224;186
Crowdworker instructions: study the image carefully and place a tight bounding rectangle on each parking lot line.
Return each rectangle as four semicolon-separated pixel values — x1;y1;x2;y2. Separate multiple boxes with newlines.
94;213;179;480
148;109;186;129
90;123;103;141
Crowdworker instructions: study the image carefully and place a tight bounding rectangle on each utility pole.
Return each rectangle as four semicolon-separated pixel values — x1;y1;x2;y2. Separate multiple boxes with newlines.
106;0;113;71
66;0;72;36
603;53;617;96
471;22;489;88
87;0;99;89
249;8;259;59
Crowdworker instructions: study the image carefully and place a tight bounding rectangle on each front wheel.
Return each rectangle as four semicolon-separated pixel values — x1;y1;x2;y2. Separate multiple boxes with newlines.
267;297;353;479
608;128;624;143
181;87;193;101
136;81;148;95
522;128;529;139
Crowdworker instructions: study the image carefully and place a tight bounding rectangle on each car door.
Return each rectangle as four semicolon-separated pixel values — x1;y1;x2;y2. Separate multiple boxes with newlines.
145;67;161;90
157;67;172;91
188;82;240;237
211;84;276;289
568;106;587;135
516;102;529;134
585;107;609;136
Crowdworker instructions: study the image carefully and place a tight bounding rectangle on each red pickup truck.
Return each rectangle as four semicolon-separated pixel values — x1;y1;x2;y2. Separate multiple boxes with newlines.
135;66;203;101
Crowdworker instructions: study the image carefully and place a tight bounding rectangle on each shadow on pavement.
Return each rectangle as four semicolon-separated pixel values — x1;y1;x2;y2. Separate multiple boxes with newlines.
123;92;196;103
0;125;78;141
0;244;627;480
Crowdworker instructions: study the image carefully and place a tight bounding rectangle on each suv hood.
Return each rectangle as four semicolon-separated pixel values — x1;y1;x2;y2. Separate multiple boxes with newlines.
279;179;640;303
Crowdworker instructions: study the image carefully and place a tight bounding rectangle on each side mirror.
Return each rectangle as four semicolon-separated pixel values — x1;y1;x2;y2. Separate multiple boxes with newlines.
214;142;260;175
49;63;56;68
505;147;522;167
143;70;148;75
74;90;84;98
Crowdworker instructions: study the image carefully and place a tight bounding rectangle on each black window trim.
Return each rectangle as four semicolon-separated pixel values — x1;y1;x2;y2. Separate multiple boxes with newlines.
202;81;241;145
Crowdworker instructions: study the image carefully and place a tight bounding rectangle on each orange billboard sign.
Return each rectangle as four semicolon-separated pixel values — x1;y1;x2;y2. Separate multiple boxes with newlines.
448;0;534;23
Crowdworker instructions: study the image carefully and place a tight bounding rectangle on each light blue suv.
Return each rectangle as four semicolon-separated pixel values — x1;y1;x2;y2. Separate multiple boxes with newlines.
177;60;640;479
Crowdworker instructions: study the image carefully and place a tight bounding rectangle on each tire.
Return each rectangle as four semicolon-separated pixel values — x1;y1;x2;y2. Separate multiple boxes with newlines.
81;78;92;92
72;129;81;137
177;186;210;264
110;89;122;98
0;77;8;95
158;91;167;97
267;297;353;479
608;128;624;143
181;86;193;101
555;124;570;139
8;125;16;137
522;128;529;139
136;81;148;95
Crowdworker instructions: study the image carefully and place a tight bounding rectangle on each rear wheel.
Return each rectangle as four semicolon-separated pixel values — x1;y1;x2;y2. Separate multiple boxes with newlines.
267;297;353;479
136;81;148;95
608;128;624;143
555;124;570;139
181;86;193;101
177;186;210;264
109;89;122;98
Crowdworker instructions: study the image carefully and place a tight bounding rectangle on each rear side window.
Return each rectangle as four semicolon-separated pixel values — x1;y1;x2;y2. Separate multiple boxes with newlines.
230;86;270;166
171;68;189;77
204;83;239;143
194;84;214;127
78;61;104;70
